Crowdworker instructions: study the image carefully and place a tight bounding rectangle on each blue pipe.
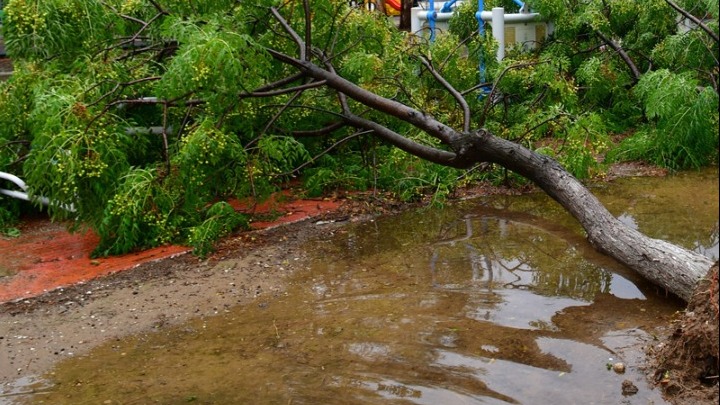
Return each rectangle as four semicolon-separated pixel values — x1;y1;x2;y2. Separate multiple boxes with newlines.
476;0;491;97
475;0;484;36
440;0;460;13
427;0;437;42
513;0;525;9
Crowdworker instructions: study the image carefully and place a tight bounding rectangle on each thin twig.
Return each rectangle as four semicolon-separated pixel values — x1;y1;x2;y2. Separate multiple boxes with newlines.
418;55;470;132
480;60;548;127
161;102;170;174
275;131;368;177
595;31;641;84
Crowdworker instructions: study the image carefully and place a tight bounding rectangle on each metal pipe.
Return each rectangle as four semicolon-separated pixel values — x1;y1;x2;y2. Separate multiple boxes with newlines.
414;9;455;22
411;1;458;39
0;171;73;211
427;0;436;42
125;126;175;135
491;7;505;61
440;0;460;13
476;0;490;96
0;171;28;191
479;10;542;23
0;188;51;206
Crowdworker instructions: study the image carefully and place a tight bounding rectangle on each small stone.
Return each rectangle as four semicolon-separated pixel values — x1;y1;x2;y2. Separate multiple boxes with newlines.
612;362;626;373
621;379;639;396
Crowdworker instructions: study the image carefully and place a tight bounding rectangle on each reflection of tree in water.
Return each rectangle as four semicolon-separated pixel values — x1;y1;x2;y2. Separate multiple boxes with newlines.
693;221;719;260
429;213;612;301
297;204;680;402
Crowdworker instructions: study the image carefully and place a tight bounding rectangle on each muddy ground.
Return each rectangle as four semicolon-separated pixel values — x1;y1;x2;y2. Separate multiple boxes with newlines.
647;263;719;405
1;178;718;404
0;204;373;399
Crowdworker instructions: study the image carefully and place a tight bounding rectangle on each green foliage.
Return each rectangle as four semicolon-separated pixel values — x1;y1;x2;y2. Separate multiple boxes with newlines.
303;152;371;197
520;0;718;171
95;167;168;256
376;148;459;204
448;1;482;40
0;196;21;237
553;113;611;179
257;135;311;176
155;16;270;113
189;201;247;258
177;119;248;207
611;70;719;169
0;0;717;258
2;0;115;61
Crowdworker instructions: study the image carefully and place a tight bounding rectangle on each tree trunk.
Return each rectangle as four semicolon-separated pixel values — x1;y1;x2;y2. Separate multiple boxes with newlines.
460;131;715;302
399;0;412;31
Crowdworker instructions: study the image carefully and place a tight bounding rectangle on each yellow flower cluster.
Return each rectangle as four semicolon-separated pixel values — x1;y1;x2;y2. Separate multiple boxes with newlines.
192;62;211;86
4;0;47;35
120;0;143;14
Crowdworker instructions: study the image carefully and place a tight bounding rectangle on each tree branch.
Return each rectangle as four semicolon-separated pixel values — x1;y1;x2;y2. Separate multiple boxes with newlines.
665;0;719;44
87;76;162;108
342;112;459;167
248;79;327;97
275;131;368;177
595;31;641;84
268;47;463;146
291;121;347;137
260;88;306;137
303;0;312;61
270;7;306;61
418;56;470;133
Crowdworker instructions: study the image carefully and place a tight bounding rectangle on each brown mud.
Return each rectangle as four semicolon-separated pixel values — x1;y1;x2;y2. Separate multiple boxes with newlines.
647;263;719;404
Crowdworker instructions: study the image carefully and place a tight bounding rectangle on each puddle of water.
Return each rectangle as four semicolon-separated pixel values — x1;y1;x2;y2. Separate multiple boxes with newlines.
17;168;719;404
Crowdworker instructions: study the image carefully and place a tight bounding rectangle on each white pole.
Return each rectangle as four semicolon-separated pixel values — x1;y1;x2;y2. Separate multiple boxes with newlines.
491;7;505;61
411;6;422;34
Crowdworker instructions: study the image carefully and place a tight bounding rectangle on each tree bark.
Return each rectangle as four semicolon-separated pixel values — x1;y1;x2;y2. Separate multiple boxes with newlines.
399;0;412;31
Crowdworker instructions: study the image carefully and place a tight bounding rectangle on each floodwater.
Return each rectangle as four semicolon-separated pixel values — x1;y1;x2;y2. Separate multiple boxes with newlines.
20;169;720;404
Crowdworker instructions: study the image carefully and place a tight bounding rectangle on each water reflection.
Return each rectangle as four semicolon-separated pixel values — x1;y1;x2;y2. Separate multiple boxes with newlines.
25;170;718;404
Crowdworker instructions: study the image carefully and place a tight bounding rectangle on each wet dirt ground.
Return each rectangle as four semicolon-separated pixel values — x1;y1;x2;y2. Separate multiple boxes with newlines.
0;167;717;404
0;216;360;401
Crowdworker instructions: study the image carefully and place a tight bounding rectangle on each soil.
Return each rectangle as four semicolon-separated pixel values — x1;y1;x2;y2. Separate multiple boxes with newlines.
646;263;720;405
1;174;718;405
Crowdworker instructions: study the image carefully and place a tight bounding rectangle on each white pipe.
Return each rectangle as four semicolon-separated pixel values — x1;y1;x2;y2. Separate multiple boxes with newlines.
411;3;543;38
414;10;455;23
480;10;542;23
0;171;28;191
411;2;458;35
0;171;73;211
492;7;505;61
0;188;51;206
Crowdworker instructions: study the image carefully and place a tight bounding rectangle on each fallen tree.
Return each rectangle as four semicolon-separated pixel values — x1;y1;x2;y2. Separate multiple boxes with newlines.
0;0;717;300
264;2;714;301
